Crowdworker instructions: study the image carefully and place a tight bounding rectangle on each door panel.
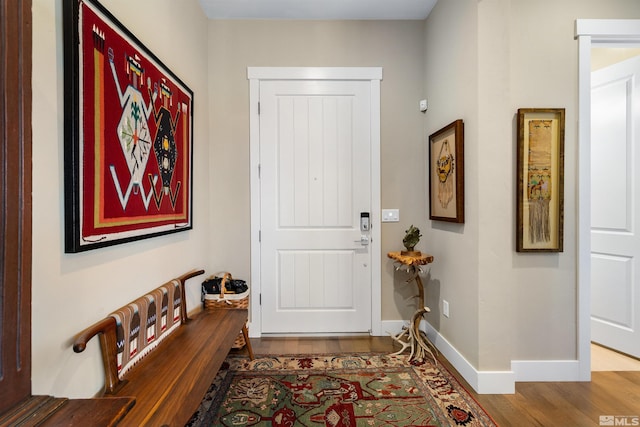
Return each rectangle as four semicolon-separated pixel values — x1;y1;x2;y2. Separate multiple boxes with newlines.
591;77;630;230
591;254;632;328
591;55;640;358
278;251;354;309
277;95;354;228
260;80;372;333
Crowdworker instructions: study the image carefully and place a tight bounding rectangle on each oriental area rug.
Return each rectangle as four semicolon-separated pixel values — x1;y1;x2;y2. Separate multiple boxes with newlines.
186;353;497;427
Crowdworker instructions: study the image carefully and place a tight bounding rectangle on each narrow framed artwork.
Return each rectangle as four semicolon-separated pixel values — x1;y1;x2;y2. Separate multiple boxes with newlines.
516;108;565;252
63;0;194;252
429;119;464;223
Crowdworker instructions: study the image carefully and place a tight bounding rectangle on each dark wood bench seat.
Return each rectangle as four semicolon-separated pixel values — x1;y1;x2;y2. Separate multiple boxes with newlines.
0;395;134;427
71;269;250;426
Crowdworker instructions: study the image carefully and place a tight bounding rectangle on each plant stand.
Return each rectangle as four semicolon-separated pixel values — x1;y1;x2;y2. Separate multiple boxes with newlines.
387;251;438;363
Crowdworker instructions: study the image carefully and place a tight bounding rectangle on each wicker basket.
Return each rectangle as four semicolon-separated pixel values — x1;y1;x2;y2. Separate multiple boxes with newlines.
203;272;249;349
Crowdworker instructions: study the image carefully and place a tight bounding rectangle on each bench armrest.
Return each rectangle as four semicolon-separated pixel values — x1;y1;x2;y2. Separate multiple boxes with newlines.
72;269;205;395
73;316;124;395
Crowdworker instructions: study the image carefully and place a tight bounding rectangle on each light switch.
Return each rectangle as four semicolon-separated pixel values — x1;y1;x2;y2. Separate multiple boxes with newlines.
381;209;399;222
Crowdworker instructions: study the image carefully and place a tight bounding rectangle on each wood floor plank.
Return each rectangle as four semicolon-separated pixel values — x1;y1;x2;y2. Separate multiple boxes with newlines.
232;336;640;426
592;343;640;371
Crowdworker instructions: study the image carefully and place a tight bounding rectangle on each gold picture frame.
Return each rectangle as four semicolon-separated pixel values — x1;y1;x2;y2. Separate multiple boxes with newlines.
429;119;464;223
516;108;565;252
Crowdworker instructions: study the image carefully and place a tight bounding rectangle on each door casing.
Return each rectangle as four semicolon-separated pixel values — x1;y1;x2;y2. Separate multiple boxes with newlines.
247;67;383;337
576;19;640;381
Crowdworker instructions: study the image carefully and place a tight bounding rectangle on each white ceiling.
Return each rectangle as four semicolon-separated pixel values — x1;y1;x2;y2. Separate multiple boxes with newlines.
198;0;438;20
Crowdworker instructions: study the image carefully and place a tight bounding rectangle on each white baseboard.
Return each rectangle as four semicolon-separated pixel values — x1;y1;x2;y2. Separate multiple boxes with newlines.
511;360;582;382
382;320;515;394
251;319;583;390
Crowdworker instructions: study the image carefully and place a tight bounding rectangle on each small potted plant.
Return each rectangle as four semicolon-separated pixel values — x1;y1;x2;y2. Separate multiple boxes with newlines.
401;225;422;256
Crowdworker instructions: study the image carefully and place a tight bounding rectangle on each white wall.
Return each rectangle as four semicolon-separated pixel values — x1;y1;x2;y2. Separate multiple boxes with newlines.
31;0;210;398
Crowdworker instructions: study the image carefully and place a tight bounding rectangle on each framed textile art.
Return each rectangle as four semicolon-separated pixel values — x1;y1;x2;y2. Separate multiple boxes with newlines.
63;0;194;252
516;108;565;252
429;119;464;223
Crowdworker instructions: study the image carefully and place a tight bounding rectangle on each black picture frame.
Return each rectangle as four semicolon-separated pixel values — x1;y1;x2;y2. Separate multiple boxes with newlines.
63;0;194;252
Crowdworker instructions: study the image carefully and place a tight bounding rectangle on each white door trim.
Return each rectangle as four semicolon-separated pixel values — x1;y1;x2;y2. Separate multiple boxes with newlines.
247;67;383;337
575;19;640;381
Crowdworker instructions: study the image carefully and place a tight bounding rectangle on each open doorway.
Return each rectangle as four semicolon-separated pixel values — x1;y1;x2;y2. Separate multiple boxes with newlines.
576;19;640;381
577;21;640;379
590;46;640;371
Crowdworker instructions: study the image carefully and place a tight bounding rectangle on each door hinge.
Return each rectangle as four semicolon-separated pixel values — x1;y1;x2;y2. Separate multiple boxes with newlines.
258;163;261;179
258;230;261;242
259;293;262;305
258;102;260;115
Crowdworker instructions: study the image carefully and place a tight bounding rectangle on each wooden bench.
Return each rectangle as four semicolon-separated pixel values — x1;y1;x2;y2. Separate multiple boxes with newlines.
72;269;252;426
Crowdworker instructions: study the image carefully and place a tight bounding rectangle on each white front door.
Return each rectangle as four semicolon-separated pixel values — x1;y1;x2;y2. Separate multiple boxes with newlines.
591;54;640;358
259;79;373;334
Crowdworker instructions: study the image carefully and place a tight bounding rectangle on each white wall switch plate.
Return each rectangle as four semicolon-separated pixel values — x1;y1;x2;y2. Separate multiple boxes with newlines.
381;209;399;222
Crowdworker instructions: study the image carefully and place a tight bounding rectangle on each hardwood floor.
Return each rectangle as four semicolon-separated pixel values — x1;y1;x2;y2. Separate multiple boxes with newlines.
233;336;640;427
592;342;640;371
241;335;394;355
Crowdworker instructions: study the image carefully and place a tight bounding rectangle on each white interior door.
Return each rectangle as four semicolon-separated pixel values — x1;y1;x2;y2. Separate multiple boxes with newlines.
591;54;640;358
259;79;372;334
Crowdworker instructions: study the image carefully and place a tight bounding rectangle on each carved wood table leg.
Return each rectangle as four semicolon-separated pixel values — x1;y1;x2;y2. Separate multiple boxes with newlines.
410;307;438;363
387;251;437;363
413;271;425;306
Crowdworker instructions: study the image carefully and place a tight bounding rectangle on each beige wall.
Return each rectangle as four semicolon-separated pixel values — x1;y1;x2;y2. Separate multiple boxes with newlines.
29;0;640;399
423;0;640;372
423;0;481;367
592;47;640;70
506;0;580;364
31;0;210;397
207;20;428;320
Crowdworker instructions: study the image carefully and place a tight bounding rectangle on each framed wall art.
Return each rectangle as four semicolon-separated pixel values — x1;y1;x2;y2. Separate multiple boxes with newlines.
516;108;565;252
63;0;194;253
429;119;464;223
